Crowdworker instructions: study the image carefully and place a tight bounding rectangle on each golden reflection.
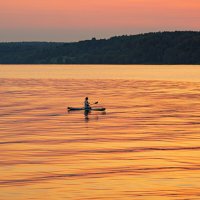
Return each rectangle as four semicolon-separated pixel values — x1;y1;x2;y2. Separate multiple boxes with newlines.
0;66;200;200
0;65;200;81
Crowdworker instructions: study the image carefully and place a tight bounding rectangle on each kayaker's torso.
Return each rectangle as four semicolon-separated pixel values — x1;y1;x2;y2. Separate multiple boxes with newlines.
84;99;90;109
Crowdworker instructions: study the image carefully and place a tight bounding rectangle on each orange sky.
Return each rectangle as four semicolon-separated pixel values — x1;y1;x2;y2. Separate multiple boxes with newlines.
1;0;200;41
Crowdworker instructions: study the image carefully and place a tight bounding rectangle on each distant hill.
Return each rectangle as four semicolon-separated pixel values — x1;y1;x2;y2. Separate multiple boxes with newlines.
0;31;199;64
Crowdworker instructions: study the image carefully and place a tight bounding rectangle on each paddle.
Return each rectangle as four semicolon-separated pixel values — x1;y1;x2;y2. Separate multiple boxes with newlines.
91;101;98;105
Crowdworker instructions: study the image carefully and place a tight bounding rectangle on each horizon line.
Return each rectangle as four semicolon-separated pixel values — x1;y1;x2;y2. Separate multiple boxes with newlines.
0;30;199;43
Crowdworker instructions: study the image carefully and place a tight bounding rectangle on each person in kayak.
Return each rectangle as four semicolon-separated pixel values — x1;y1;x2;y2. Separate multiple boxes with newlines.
84;97;91;110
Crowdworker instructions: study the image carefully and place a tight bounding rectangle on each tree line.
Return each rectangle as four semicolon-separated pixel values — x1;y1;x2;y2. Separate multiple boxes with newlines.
0;31;199;64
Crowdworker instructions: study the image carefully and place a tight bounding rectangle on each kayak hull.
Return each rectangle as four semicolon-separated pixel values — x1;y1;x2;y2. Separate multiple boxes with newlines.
68;107;106;111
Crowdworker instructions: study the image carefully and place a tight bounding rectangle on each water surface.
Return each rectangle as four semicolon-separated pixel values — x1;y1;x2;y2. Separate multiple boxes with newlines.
1;64;200;81
0;65;200;200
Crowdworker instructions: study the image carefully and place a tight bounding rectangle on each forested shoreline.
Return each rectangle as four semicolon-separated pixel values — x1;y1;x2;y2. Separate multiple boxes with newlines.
0;31;199;64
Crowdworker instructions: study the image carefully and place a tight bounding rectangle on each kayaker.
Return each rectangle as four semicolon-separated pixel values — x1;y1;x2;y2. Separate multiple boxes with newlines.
84;97;91;109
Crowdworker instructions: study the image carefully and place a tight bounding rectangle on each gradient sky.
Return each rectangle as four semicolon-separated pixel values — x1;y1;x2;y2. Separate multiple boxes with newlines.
1;0;200;42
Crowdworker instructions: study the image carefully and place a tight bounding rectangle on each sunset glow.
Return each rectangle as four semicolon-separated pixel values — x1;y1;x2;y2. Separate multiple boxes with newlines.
1;0;200;41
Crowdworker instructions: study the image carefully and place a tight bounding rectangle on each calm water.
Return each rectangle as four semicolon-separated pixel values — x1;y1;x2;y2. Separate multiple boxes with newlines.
1;65;200;200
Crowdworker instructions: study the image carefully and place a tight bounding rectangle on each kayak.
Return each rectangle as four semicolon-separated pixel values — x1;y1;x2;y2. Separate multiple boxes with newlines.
68;107;106;111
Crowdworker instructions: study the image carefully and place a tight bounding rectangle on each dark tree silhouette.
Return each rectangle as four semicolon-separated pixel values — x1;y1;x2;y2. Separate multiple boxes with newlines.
0;31;199;64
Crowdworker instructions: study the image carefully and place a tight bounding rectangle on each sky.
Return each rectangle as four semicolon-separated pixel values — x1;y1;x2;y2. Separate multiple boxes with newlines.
0;0;200;42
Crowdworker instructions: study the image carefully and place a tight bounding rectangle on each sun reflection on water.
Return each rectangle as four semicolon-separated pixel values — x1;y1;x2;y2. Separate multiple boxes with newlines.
0;66;200;199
